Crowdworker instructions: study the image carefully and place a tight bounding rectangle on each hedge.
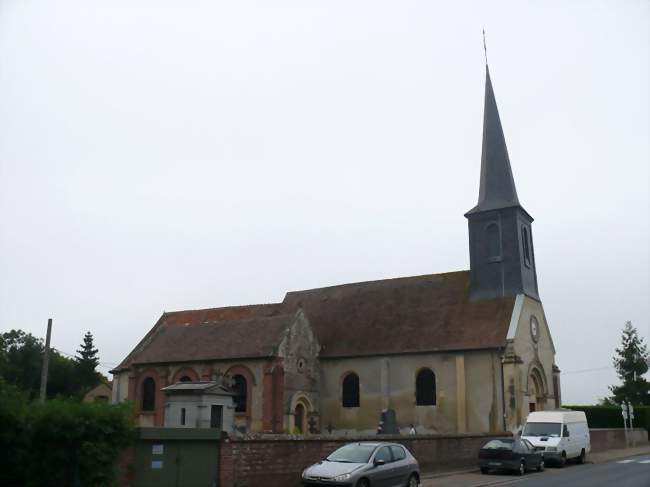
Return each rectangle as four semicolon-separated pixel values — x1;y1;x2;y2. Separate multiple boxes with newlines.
0;380;135;487
563;405;650;431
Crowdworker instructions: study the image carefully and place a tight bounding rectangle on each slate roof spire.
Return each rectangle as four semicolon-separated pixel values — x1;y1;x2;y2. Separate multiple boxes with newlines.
466;65;520;215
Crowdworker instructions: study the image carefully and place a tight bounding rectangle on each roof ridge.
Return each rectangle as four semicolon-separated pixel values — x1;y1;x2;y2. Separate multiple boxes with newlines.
197;312;298;326
284;269;470;296
162;302;281;316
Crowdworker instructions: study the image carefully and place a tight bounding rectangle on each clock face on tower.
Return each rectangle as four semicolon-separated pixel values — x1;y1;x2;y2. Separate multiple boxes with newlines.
530;316;540;343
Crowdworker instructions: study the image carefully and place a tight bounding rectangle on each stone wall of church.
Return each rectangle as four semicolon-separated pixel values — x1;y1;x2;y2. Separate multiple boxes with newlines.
465;351;505;432
503;295;559;431
318;350;503;435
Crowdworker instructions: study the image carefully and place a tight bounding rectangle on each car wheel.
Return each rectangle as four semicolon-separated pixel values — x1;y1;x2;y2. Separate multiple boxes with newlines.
480;467;489;474
577;449;586;464
406;473;419;487
517;461;525;476
356;478;370;487
559;452;567;468
537;458;545;472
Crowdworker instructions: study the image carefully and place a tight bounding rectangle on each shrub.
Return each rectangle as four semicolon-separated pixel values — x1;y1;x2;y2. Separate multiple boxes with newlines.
0;380;135;487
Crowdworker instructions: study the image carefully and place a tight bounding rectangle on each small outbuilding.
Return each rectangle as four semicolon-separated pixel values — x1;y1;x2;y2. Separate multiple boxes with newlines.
83;381;112;403
161;381;235;432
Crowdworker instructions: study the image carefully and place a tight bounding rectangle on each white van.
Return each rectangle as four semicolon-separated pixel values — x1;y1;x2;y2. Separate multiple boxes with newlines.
521;410;590;466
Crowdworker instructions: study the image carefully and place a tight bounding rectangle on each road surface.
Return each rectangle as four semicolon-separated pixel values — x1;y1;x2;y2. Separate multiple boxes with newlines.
422;454;650;487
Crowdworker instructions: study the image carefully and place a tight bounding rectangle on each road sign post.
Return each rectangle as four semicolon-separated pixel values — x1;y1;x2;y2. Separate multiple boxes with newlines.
628;403;635;447
621;403;629;448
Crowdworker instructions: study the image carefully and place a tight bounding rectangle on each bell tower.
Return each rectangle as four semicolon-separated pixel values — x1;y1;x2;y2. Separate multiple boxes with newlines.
465;66;539;301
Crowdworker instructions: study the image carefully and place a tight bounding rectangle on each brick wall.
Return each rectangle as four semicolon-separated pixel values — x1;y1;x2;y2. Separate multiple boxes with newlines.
117;446;135;487
219;432;509;487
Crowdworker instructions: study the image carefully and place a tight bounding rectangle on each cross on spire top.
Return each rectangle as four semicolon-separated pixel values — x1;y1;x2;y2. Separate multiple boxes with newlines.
482;29;488;65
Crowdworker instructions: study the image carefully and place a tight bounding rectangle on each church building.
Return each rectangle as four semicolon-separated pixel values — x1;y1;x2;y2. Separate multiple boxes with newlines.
111;65;561;435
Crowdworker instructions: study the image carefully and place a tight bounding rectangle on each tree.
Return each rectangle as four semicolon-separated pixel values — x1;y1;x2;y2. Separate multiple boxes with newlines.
0;330;44;395
0;329;85;399
609;321;650;406
75;331;102;392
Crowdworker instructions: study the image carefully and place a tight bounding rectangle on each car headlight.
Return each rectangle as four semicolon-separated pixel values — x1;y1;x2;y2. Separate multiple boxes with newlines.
333;473;352;482
546;447;557;452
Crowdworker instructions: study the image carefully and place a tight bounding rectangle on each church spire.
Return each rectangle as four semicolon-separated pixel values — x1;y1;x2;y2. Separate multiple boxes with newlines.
465;62;539;302
466;65;520;215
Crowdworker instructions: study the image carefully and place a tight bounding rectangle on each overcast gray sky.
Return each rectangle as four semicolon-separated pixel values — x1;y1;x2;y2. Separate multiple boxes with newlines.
1;0;648;405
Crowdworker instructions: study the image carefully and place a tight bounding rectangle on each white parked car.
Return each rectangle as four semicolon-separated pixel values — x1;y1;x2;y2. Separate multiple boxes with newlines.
521;410;590;466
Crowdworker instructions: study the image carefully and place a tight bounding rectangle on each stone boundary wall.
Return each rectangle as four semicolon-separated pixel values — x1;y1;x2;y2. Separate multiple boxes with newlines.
589;428;648;452
219;432;509;487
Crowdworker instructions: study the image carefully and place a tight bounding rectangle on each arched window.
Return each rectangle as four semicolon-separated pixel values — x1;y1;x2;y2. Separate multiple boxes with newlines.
486;223;501;259
232;374;247;413
342;373;360;408
294;403;305;434
142;377;156;411
179;376;192;382
415;368;436;406
521;226;531;267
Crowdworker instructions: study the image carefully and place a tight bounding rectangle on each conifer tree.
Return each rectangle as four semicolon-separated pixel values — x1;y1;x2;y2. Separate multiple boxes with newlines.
75;331;101;391
609;321;650;406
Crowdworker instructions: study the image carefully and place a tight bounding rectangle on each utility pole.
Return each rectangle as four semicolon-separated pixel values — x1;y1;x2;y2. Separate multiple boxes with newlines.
39;318;53;402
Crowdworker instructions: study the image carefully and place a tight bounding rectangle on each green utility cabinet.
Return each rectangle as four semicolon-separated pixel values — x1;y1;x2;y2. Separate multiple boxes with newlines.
133;428;221;487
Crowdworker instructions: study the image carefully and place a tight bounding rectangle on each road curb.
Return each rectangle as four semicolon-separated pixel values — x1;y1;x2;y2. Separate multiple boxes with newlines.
589;446;650;464
420;467;476;480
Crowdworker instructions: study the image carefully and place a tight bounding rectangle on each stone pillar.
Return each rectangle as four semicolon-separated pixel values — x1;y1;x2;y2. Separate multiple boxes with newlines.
552;365;562;409
155;367;169;426
455;355;467;433
262;363;274;432
272;365;285;433
200;364;213;381
128;370;137;405
380;358;391;411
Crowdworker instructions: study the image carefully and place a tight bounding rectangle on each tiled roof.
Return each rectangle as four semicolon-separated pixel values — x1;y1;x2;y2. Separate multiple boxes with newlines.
128;313;293;366
114;271;515;371
282;271;515;357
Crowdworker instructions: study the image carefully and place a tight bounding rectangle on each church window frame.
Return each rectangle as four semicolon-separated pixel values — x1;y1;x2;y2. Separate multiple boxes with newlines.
226;364;255;417
521;225;531;268
232;374;248;413
341;372;360;408
485;222;502;262
141;377;156;412
415;368;436;406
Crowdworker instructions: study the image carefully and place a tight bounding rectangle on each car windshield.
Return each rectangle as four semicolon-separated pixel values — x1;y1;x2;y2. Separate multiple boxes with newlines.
481;439;514;450
523;422;561;437
326;444;376;463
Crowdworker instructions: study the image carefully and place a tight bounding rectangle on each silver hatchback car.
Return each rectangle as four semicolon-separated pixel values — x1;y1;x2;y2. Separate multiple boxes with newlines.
301;441;420;487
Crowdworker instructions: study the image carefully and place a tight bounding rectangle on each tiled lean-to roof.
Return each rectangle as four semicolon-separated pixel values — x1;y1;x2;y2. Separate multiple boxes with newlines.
114;271;515;371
